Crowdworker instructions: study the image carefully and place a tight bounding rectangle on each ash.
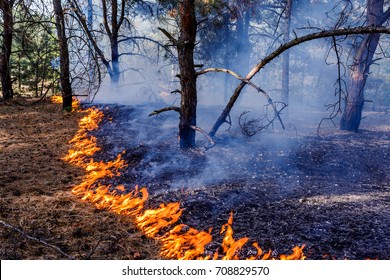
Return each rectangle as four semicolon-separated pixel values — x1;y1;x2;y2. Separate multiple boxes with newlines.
90;103;390;259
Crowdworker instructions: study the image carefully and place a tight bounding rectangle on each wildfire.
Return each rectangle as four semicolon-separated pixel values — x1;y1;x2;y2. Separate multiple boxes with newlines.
58;98;305;260
51;95;81;111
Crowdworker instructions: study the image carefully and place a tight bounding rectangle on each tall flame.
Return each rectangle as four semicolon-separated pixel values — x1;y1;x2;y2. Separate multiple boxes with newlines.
58;98;305;260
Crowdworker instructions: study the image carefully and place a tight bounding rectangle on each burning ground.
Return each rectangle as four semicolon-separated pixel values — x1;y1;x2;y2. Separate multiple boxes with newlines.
1;98;389;259
0;99;160;259
90;103;390;259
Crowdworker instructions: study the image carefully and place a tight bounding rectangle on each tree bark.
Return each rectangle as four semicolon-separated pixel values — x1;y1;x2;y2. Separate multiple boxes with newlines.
53;0;72;109
340;0;388;132
111;34;120;84
0;0;14;100
177;0;197;148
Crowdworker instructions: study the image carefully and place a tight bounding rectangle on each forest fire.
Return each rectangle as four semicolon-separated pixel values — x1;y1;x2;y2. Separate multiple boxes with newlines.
53;96;305;260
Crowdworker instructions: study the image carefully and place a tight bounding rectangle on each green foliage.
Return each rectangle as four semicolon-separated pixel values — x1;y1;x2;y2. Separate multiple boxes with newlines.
11;4;60;97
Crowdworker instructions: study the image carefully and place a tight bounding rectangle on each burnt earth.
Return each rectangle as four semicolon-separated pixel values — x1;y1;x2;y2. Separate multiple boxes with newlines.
92;104;390;260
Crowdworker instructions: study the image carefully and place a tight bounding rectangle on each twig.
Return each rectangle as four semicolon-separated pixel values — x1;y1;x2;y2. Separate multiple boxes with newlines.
238;102;287;137
189;125;216;149
197;67;285;131
148;106;180;116
0;220;75;259
158;27;178;45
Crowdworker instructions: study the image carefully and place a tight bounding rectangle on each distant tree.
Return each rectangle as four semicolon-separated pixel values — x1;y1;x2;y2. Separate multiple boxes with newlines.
340;0;390;132
68;0;151;86
0;0;15;100
281;0;292;117
12;2;59;97
53;0;72;109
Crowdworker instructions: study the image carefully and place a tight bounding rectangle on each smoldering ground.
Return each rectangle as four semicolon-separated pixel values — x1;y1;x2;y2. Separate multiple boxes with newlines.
85;99;390;259
80;1;390;258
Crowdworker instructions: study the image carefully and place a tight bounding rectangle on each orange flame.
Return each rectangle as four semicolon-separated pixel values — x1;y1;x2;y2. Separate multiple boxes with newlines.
160;225;213;260
51;95;81;111
218;212;249;260
279;245;306;260
58;100;306;260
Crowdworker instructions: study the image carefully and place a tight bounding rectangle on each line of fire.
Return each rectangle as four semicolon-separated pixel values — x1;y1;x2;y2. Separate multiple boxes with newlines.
52;96;305;260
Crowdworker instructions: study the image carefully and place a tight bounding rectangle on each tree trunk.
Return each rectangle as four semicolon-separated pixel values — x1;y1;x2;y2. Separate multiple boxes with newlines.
102;0;123;85
109;0;120;84
0;0;14;100
177;0;197;149
235;10;250;74
53;0;72;109
110;36;120;84
340;0;388;132
281;0;292;118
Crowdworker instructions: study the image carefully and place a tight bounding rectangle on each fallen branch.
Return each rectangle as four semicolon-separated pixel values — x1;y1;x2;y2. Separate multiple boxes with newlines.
190;125;216;149
148;106;180;117
0;220;75;259
239;102;287;137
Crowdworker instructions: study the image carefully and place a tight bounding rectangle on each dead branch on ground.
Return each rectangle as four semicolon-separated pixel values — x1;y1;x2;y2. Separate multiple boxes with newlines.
0;220;75;259
189;125;216;149
239;102;287;137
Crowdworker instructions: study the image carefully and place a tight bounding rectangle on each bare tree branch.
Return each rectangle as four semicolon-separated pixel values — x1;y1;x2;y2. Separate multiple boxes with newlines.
197;67;285;131
148;106;180;116
158;27;178;45
189;125;215;149
209;26;390;137
380;7;390;24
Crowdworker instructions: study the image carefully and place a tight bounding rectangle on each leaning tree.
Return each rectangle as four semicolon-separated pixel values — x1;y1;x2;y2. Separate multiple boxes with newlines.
340;0;390;132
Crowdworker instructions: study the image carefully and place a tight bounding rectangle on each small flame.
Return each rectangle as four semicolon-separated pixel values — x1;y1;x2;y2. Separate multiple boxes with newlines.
218;212;249;260
58;99;306;260
51;95;81;111
279;245;306;260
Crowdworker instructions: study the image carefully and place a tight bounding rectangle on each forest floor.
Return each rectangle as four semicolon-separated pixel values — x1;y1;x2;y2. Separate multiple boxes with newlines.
92;104;390;260
0;98;160;259
1;98;389;260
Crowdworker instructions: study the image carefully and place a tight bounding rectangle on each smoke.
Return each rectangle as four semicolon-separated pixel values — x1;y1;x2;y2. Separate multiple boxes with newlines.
84;1;389;195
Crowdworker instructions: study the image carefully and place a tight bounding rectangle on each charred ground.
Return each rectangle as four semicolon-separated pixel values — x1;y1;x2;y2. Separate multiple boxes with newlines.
92;104;390;260
1;100;389;260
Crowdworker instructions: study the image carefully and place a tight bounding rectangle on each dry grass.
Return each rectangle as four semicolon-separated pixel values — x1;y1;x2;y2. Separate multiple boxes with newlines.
0;98;161;259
